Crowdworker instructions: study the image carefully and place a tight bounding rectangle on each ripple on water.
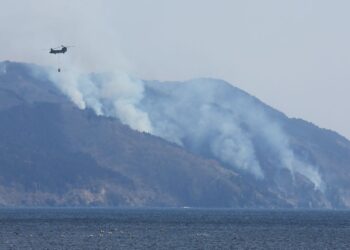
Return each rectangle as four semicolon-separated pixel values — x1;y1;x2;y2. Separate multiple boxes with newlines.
0;209;350;249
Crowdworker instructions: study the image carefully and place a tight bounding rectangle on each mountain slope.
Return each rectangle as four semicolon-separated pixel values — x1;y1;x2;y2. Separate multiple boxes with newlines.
0;61;269;207
141;78;350;208
0;61;350;208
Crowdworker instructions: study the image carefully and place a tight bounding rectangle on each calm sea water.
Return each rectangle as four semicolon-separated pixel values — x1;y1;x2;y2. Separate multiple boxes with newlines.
0;208;349;249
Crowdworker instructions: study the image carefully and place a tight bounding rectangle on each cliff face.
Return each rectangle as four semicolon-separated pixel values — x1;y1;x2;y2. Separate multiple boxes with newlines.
0;61;349;208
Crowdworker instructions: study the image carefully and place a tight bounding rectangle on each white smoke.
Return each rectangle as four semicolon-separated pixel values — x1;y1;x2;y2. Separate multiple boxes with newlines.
241;101;324;190
48;63;152;133
0;0;326;191
140;78;324;190
46;68;323;190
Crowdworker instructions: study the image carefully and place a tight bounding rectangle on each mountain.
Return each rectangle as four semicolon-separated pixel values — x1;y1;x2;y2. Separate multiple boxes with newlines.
0;61;349;208
142;79;350;208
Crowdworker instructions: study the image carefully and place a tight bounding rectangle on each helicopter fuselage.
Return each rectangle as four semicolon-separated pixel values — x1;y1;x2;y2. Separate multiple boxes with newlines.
49;47;67;54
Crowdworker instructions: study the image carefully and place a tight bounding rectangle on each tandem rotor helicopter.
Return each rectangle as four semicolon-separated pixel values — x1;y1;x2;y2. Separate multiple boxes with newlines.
48;45;74;72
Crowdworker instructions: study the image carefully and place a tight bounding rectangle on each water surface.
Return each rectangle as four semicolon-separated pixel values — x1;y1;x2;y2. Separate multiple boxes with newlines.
0;208;349;249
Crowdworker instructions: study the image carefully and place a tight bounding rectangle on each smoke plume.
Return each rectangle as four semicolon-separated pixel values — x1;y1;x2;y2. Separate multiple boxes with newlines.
3;0;324;191
48;63;152;133
46;70;324;191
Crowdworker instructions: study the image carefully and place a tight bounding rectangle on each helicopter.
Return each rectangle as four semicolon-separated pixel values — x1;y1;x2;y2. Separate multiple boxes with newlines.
48;45;74;72
49;45;73;54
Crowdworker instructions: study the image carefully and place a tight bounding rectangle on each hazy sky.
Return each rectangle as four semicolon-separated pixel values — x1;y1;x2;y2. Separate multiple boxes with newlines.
1;0;350;139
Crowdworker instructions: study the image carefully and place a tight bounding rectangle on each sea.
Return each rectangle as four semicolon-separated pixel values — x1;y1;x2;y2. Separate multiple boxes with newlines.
0;208;349;249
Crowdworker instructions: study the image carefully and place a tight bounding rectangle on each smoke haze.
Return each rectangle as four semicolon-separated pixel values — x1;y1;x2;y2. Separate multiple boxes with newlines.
0;0;333;190
48;64;152;133
45;68;324;190
1;0;350;139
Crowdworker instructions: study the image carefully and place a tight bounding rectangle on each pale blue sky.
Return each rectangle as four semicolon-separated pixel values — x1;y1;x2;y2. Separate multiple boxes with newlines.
1;0;350;138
